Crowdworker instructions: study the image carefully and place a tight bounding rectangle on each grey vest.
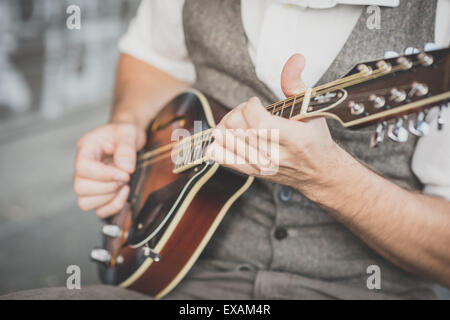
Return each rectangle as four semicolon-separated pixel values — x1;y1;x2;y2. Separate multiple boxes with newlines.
183;0;437;298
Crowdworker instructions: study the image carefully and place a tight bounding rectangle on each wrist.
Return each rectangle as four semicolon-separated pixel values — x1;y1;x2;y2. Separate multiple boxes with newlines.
109;110;147;130
298;143;363;204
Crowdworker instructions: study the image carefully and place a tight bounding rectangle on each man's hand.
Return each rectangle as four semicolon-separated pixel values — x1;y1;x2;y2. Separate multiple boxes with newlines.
74;123;146;218
205;54;345;197
207;53;450;286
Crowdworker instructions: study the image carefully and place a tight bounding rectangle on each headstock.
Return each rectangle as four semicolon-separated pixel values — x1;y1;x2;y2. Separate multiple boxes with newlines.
301;47;450;147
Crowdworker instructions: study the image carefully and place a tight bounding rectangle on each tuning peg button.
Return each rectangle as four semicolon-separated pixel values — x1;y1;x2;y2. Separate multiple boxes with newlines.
101;224;122;238
388;118;409;142
90;248;111;263
409;112;430;136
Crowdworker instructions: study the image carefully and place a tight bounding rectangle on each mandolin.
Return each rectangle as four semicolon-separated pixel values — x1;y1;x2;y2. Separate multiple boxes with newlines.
90;47;450;298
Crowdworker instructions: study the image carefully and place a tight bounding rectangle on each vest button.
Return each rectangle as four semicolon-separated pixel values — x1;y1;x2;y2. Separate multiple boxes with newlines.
279;187;292;202
274;227;288;240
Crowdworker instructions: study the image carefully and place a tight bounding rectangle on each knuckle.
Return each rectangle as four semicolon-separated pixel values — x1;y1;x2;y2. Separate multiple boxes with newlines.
224;113;237;128
108;182;119;193
291;141;305;154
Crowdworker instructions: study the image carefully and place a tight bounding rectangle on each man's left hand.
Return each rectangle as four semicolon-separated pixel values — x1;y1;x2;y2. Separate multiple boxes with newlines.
205;53;350;197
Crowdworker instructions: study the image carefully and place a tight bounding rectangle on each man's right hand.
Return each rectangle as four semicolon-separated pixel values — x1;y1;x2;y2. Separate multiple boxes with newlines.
74;123;146;218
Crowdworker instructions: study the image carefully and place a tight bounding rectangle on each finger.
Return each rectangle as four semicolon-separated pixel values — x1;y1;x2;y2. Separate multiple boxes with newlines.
240;97;306;145
73;177;124;196
77;129;116;161
218;102;248;130
241;97;282;131
77;192;118;212
233;127;278;166
95;185;130;218
205;142;259;176
214;127;271;169
75;159;129;182
114;126;138;173
281;53;307;97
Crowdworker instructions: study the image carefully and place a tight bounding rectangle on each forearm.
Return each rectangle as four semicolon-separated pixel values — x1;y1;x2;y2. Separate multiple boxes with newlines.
301;145;450;287
111;53;188;129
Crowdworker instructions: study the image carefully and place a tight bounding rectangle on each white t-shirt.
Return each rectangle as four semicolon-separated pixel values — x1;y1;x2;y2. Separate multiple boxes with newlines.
119;0;450;200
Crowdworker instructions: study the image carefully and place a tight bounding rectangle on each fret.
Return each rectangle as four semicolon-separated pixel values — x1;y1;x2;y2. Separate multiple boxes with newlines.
267;103;277;114
202;130;213;158
287;98;302;119
183;140;192;167
192;131;203;162
175;145;183;168
288;96;296;119
280;99;293;119
277;100;286;117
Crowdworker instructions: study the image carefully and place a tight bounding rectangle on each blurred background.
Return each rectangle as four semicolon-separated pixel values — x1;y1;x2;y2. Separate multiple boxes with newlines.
0;0;139;295
0;0;448;299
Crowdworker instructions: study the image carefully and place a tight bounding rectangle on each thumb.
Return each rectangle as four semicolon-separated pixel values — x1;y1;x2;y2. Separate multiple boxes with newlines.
281;54;307;97
113;125;144;173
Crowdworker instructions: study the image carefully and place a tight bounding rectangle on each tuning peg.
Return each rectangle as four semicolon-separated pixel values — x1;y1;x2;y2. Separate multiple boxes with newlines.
437;104;447;131
409;111;430;136
390;88;407;103
409;82;429;98
370;122;387;148
417;52;434;67
90;248;111;263
388;118;409;142
101;224;122;238
349;101;365;115
376;60;392;73
397;56;413;70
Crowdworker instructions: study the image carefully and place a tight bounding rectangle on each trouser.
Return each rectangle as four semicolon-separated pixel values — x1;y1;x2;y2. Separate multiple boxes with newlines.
1;260;422;300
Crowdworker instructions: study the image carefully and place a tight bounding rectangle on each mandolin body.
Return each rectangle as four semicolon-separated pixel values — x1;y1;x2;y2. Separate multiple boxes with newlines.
96;89;253;298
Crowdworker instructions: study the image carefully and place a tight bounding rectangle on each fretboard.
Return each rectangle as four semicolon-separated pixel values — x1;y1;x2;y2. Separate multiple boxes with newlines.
172;46;450;173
